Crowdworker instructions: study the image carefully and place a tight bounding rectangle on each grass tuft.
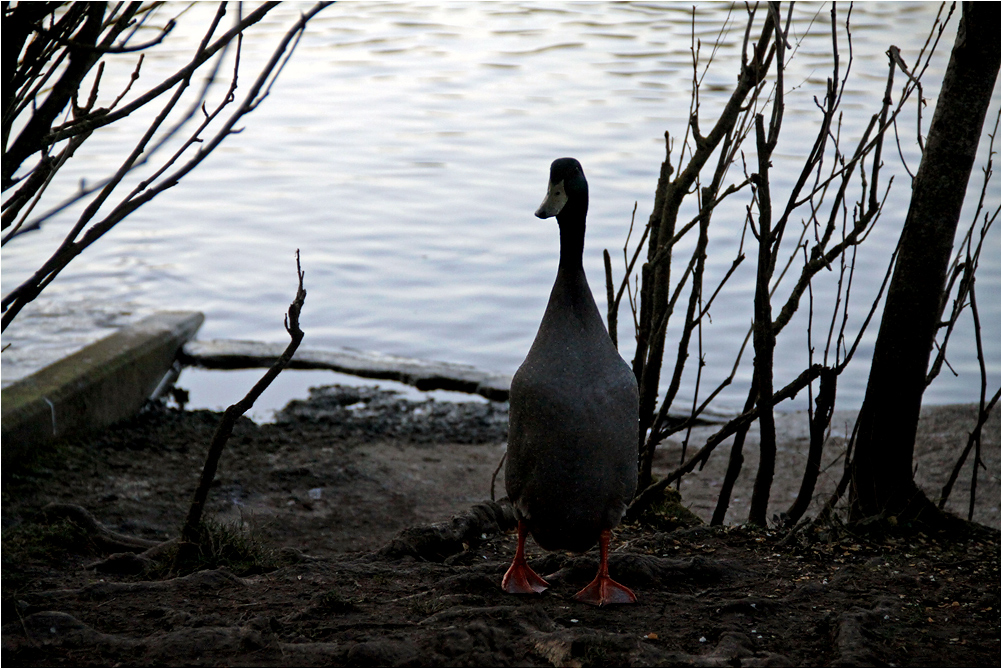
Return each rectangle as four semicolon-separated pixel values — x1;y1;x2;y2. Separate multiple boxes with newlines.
151;518;281;578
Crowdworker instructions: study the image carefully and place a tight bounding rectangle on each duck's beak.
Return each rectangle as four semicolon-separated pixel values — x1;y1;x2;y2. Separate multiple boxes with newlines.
535;179;567;219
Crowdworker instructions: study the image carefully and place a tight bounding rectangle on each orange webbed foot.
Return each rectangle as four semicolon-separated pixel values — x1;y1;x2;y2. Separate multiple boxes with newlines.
572;574;636;606
572;528;637;606
502;559;549;594
502;520;549;595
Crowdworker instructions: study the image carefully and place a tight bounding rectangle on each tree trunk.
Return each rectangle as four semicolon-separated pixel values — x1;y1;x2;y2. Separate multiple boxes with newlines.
748;113;779;527
849;2;1000;522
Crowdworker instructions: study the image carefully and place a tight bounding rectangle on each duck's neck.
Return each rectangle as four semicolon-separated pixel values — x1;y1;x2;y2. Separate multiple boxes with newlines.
557;214;586;275
550;212;604;330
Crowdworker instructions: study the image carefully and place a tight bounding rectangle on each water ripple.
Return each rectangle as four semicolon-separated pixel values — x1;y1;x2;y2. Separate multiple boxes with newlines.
2;2;996;412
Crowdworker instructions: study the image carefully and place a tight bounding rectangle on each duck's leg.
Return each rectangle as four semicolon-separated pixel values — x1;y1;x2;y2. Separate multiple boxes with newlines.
502;520;549;594
573;529;637;606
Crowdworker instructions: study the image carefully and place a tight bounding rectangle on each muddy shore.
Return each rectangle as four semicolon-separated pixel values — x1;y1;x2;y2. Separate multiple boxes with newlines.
2;385;999;666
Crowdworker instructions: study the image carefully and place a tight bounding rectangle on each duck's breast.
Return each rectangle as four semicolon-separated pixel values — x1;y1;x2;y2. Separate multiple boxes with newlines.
505;297;639;551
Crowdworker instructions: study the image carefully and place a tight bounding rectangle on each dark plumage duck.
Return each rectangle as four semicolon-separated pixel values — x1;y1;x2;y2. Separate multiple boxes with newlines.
502;157;639;606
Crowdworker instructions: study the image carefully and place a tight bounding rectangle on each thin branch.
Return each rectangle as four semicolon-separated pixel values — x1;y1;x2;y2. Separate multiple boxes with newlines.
180;251;307;547
626;364;824;521
2;4;331;330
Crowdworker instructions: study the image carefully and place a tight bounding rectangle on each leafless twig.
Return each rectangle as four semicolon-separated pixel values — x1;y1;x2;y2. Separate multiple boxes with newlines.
180;251;307;548
2;3;332;331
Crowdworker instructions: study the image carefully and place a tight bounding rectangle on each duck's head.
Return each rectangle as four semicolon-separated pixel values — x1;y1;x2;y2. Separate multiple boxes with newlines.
535;157;588;221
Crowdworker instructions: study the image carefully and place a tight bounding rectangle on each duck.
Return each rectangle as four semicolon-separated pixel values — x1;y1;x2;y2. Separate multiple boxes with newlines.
502;157;639;606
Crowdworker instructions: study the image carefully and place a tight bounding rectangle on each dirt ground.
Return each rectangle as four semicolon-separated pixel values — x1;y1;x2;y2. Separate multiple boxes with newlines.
2;384;999;667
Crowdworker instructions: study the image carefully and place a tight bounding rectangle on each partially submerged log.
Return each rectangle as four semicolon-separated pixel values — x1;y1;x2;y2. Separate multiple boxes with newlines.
181;339;513;402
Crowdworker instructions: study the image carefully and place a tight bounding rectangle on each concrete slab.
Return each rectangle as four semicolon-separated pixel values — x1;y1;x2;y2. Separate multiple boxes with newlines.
2;311;204;469
181;339;513;402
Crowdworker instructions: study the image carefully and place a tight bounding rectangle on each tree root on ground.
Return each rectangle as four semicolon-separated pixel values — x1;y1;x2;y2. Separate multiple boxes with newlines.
42;503;161;552
41;503;175;574
378;500;517;562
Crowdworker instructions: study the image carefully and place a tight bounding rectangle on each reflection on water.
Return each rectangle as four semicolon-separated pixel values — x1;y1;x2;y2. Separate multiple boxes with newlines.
2;2;999;414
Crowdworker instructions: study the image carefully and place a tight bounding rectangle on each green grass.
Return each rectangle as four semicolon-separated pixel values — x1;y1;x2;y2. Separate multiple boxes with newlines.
2;515;99;596
2;516;97;564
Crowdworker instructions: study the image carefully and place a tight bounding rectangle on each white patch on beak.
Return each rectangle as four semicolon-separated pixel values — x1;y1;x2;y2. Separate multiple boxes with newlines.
535;179;568;219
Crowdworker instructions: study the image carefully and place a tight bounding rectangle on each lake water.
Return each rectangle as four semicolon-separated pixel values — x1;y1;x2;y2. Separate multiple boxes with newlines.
3;2;999;420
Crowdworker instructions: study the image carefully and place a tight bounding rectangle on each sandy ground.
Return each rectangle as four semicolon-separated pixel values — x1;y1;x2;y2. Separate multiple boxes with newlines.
2;385;998;666
179;388;1001;551
653;404;1000;529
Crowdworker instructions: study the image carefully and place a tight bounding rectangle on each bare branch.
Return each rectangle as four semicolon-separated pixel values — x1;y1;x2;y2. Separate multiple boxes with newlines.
2;3;332;330
626;364;825;522
180;251;307;548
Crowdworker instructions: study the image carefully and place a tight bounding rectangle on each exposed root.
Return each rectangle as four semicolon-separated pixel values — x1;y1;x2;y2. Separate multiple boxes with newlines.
42;503;161;553
378;500;517;562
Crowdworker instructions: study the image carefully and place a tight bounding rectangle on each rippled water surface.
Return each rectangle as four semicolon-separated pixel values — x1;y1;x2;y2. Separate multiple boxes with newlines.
3;2;999;414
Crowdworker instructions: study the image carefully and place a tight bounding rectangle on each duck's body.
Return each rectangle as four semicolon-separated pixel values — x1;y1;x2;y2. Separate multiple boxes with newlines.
505;233;638;553
503;158;639;606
